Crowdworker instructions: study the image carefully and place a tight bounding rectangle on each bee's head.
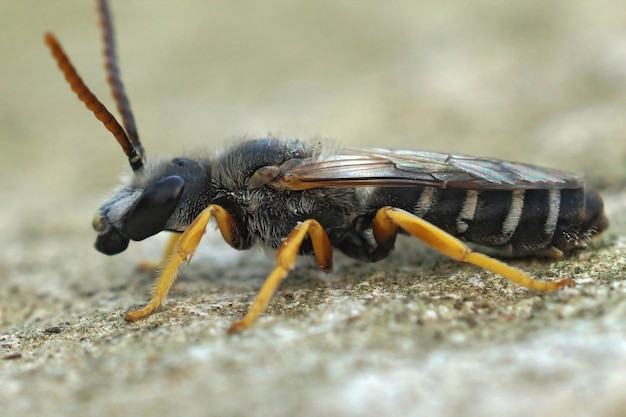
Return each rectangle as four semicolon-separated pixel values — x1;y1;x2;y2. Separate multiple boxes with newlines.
45;26;214;255
92;157;213;255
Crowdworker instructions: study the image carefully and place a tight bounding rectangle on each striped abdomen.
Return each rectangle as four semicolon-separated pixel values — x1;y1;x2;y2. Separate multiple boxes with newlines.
369;186;608;257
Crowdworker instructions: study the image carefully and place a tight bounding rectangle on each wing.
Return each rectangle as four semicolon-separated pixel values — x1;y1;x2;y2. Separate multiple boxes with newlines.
258;148;584;191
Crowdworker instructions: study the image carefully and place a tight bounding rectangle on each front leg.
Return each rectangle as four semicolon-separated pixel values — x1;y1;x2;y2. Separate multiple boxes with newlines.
125;204;241;322
136;232;181;272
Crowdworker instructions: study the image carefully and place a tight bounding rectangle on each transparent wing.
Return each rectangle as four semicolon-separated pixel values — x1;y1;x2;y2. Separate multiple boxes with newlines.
267;148;583;191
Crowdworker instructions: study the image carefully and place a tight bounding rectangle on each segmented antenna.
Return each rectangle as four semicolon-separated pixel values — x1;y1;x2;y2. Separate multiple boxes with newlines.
44;33;143;171
97;0;145;161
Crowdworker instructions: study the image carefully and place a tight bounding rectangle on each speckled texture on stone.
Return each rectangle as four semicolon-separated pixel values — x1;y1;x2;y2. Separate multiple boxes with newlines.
1;2;626;417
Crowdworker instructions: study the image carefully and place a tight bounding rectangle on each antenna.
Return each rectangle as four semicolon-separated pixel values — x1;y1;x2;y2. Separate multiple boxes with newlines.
44;32;144;171
98;0;145;161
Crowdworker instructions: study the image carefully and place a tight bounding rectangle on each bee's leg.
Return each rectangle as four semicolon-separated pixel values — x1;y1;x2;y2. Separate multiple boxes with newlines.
229;219;332;333
126;204;240;322
136;232;181;271
373;207;574;290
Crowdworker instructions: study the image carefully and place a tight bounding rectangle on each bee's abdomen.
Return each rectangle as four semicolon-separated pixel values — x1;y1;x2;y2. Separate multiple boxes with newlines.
370;186;608;256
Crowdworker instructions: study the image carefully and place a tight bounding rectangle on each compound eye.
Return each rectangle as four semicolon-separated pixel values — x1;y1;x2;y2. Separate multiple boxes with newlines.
125;176;185;241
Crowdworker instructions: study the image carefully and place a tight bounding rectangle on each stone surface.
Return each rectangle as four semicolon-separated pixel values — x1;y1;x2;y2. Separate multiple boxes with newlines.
1;2;626;416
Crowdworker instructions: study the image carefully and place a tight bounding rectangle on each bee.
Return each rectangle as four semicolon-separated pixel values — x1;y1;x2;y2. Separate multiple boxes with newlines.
45;0;608;332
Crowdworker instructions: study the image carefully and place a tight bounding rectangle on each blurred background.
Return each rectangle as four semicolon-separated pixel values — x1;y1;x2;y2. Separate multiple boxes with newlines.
2;2;626;416
2;1;625;207
2;0;626;325
1;0;626;331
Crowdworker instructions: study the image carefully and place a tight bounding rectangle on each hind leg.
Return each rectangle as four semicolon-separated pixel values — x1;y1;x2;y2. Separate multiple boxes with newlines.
373;207;574;290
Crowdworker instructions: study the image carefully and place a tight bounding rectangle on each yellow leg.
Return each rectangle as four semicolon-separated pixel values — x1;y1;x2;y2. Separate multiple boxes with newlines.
125;204;238;322
374;207;574;291
228;219;332;333
137;233;181;271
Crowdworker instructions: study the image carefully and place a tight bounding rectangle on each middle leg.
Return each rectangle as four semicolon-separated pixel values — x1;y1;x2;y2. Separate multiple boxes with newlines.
229;219;332;333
